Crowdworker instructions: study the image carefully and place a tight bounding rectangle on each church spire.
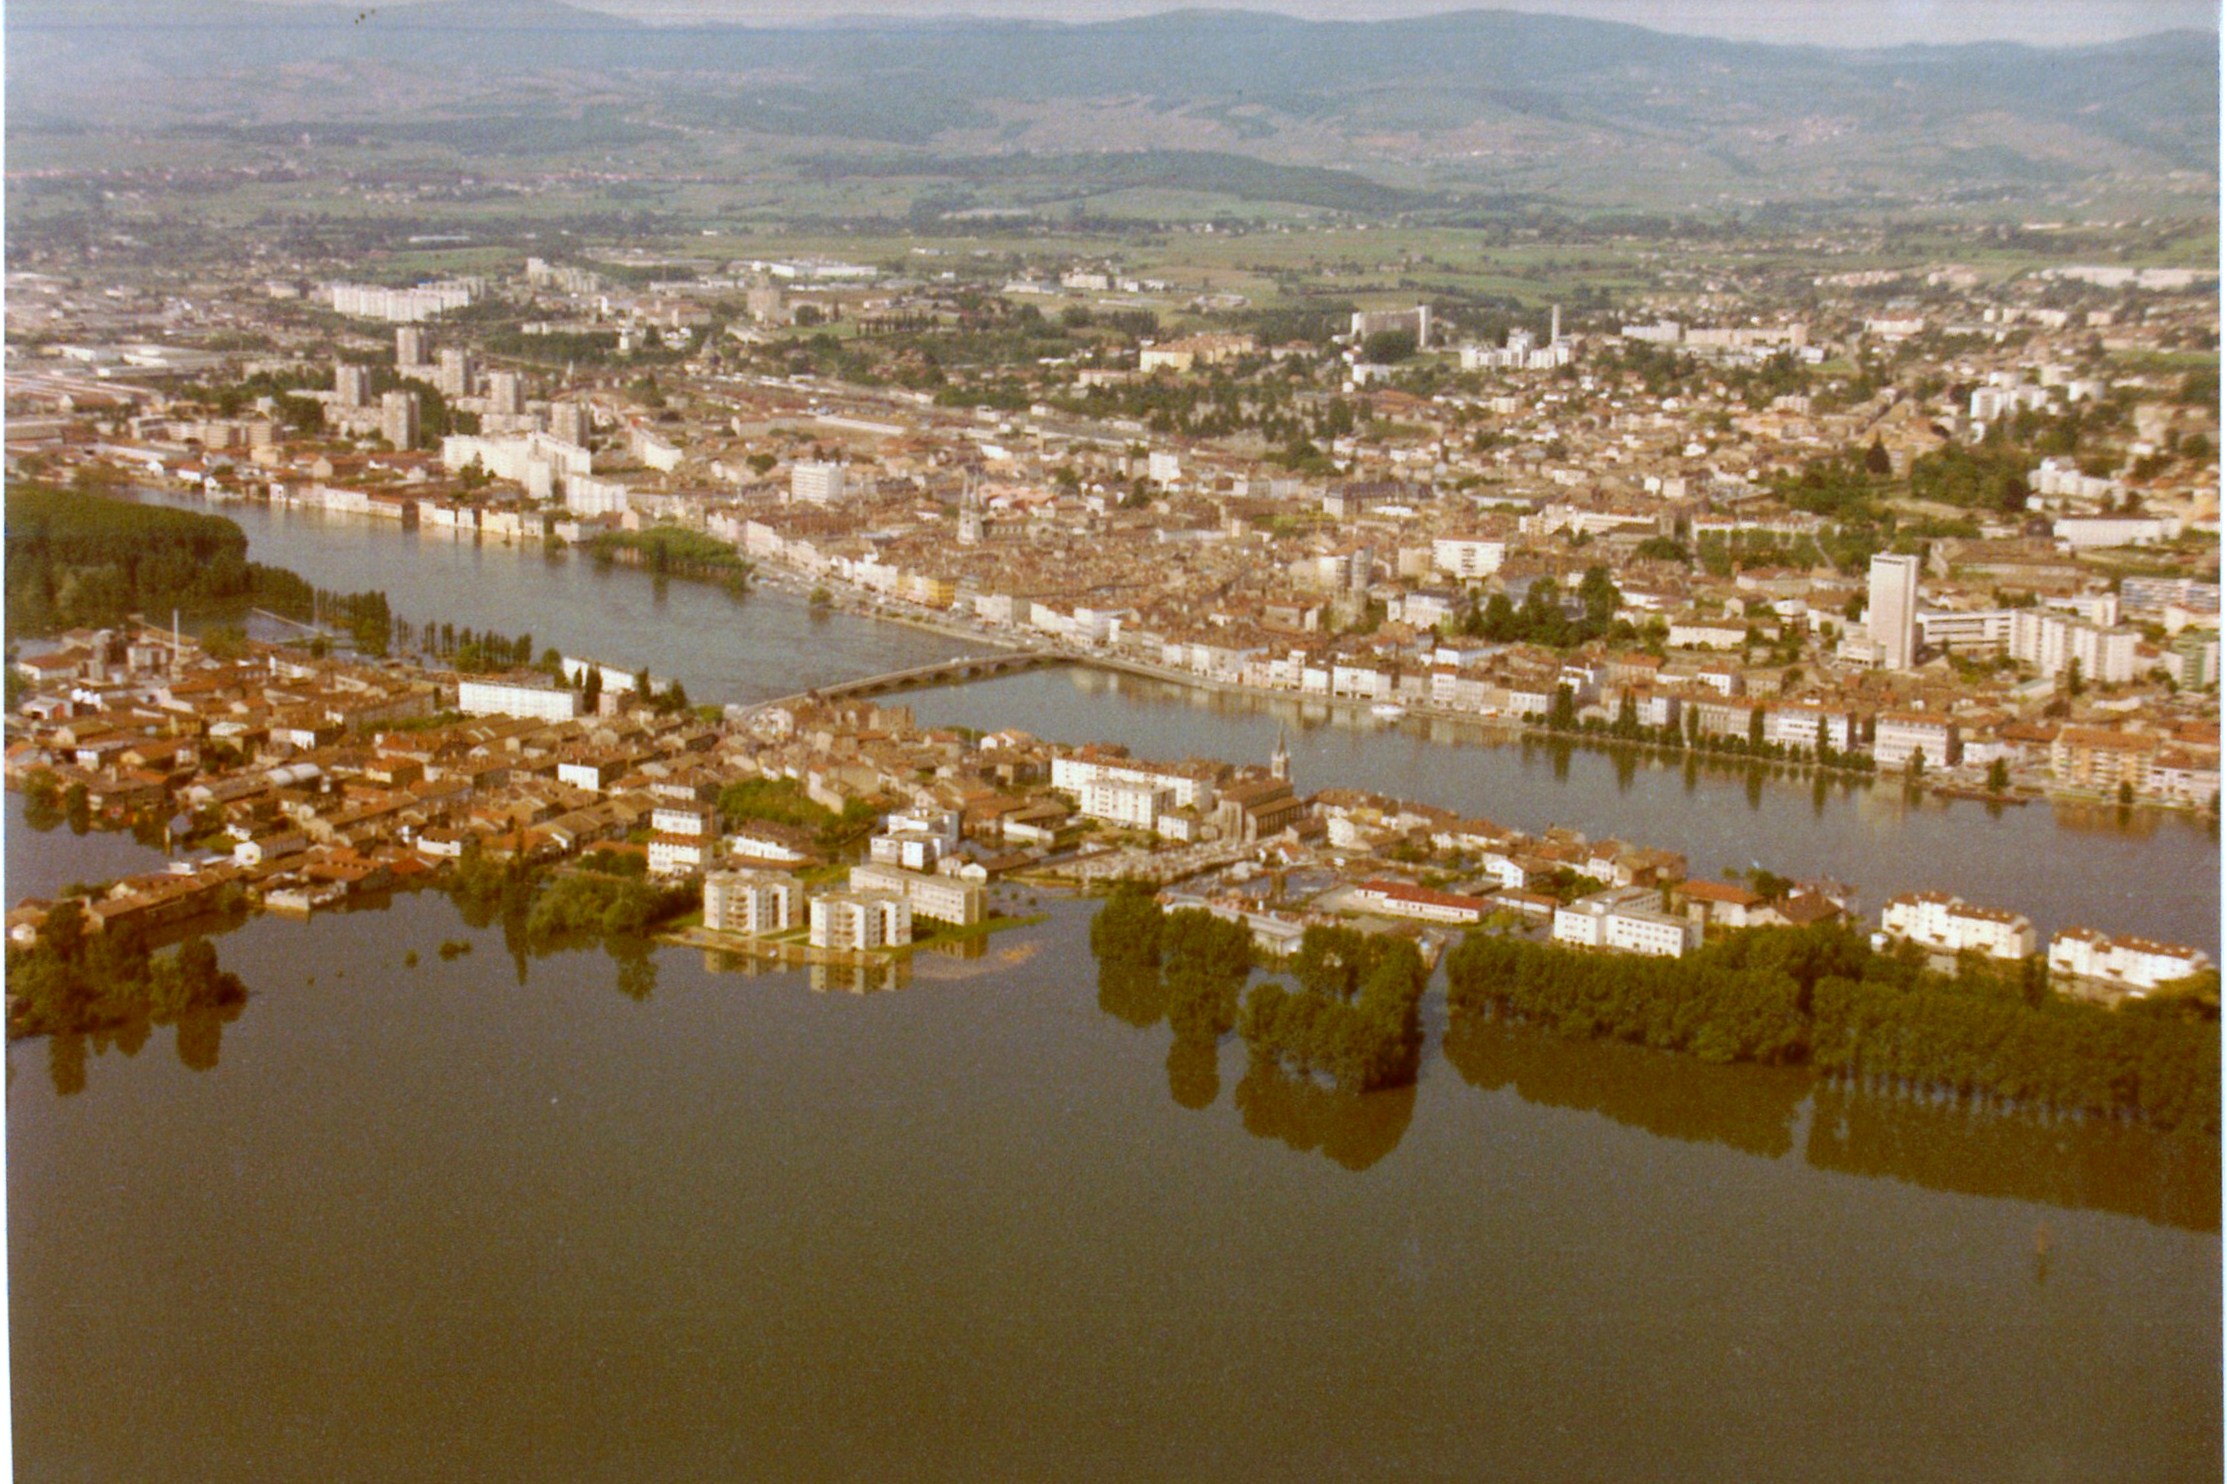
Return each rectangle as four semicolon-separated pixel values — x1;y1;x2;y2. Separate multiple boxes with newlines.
1270;723;1291;784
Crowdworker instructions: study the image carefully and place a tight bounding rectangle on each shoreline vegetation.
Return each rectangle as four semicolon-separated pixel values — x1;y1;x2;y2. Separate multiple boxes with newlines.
4;900;250;1085
583;525;753;598
1086;890;2218;1138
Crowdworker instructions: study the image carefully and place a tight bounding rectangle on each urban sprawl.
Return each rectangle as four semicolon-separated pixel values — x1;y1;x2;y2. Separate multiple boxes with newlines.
5;243;2220;1000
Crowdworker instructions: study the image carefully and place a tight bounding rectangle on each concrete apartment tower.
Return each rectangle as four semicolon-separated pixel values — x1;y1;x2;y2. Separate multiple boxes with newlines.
549;400;589;447
436;346;473;398
334;361;371;409
792;460;846;504
380;389;420;451
395;325;426;370
1869;553;1921;670
486;370;524;416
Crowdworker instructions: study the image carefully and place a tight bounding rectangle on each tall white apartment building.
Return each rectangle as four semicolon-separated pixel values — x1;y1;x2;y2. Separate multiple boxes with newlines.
1432;536;1508;580
486;371;524;416
2010;609;2140;683
548;400;590;447
791;461;847;504
809;891;911;951
435;347;474;398
1868;554;1920;671
704;871;803;936
380;390;420;451
334;362;371;409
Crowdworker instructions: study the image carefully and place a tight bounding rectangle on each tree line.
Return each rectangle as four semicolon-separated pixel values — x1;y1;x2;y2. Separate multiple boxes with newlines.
1090;892;1429;1093
1445;925;2218;1135
445;838;694;999
585;526;753;597
1240;925;1427;1093
6;900;248;1067
7;484;279;636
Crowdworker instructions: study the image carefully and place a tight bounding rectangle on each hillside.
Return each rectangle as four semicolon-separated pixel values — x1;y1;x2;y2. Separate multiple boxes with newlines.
5;3;2216;214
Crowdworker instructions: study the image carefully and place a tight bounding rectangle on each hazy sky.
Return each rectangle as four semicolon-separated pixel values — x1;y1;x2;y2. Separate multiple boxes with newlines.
564;0;2220;47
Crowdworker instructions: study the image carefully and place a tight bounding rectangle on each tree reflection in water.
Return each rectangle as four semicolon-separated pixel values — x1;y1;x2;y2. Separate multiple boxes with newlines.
1165;1036;1218;1111
174;1002;239;1072
1806;1081;2220;1234
1445;1008;2219;1232
1098;961;1167;1029
48;1032;86;1097
1442;1009;1805;1159
1232;1050;1415;1171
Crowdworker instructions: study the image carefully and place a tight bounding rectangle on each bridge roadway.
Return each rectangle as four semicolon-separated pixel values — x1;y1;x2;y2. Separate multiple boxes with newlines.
746;648;1066;713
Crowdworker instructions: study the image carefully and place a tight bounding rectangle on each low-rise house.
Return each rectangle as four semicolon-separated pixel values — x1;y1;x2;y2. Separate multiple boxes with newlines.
1351;879;1489;925
1879;891;2036;960
2047;928;2211;996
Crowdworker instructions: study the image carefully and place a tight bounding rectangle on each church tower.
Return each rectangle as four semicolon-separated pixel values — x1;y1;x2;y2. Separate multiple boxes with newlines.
1270;724;1291;784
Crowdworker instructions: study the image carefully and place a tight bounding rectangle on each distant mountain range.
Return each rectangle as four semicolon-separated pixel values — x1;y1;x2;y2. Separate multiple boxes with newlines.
8;2;2217;212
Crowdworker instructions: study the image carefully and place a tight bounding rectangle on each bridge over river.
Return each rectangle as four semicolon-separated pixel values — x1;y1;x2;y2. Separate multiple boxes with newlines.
743;648;1067;713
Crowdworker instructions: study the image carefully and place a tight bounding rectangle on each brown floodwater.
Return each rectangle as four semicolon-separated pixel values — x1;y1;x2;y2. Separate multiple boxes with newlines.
7;841;2218;1479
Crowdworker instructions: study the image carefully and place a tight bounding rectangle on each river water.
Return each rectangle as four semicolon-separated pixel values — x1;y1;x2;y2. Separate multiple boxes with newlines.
9;493;2213;1478
7;808;2218;1480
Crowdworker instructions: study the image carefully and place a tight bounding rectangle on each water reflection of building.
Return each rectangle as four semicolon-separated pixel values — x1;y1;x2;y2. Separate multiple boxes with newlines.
701;949;784;979
809;960;908;995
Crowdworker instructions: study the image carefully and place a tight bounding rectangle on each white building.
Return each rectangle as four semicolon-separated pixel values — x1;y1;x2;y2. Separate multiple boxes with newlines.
704;871;803;935
1762;705;1857;752
1603;904;1701;958
1350;879;1488;925
1052;751;1216;811
380;390;419;451
1880;892;2036;960
809;891;911;951
1868;553;1920;671
849;862;985;927
1078;777;1172;830
1432;536;1508;580
2008;608;2140;684
791;461;847;504
1872;712;1959;770
327;280;475;323
2047;929;2211;995
456;675;583;722
1553;889;1700;957
1916;608;2016;656
2053;515;2182;549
